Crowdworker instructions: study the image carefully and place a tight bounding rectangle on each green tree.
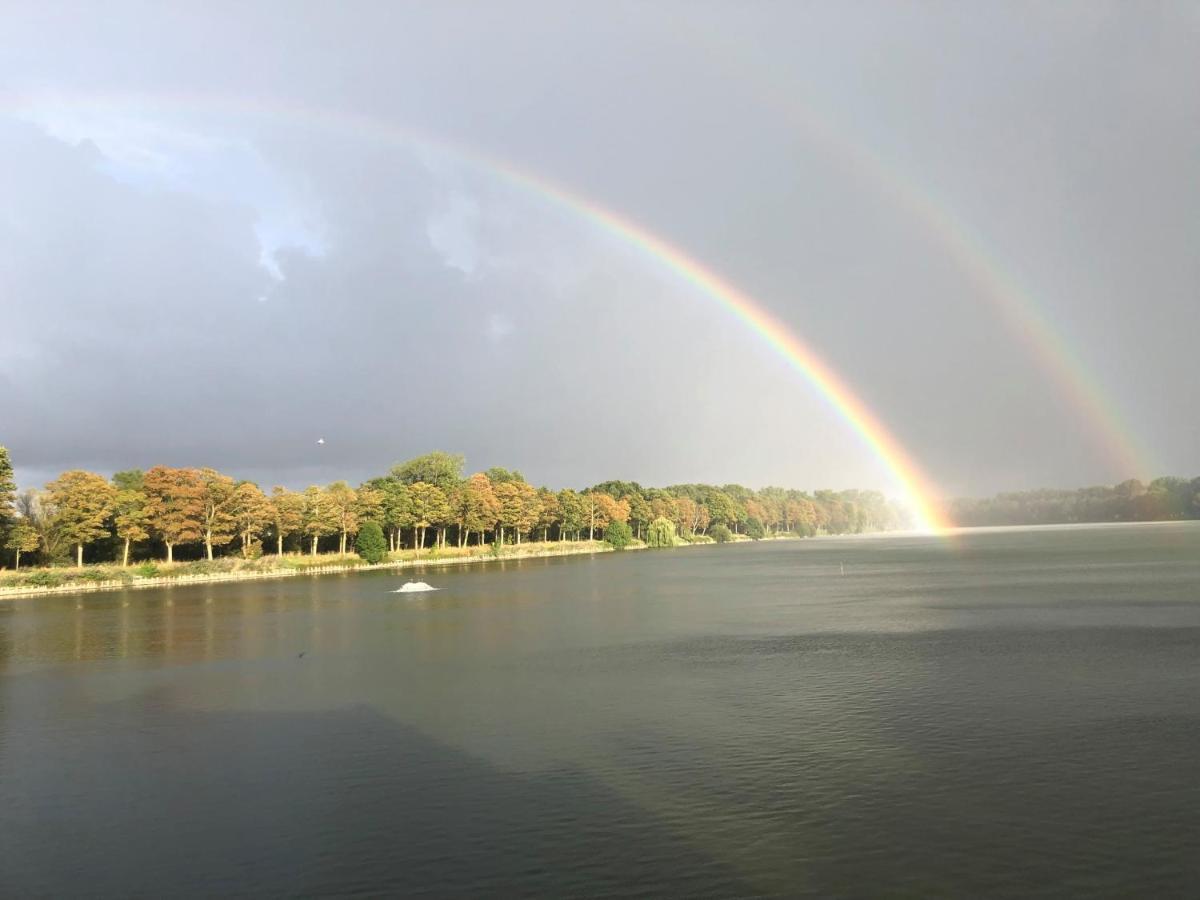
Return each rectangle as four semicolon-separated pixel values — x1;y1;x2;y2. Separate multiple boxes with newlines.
1;444;20;564
111;469;144;492
744;499;767;533
391;452;464;492
625;493;651;540
408;482;449;550
705;490;737;530
745;517;767;540
0;445;17;531
604;520;633;549
438;483;462;549
645;516;676;548
484;466;525;484
369;478;414;551
589;480;643;499
395;482;417;549
649;494;678;530
46;470;117;567
556;488;585;541
355;521;387;564
710;523;733;543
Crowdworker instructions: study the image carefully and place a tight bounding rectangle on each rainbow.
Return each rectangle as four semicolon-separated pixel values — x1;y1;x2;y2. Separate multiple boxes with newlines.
675;17;1155;479
2;90;952;531
508;174;954;532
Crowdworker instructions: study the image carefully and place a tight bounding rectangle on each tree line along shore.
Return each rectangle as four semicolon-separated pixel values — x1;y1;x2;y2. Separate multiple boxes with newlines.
946;476;1200;526
0;448;905;590
3;446;1195;593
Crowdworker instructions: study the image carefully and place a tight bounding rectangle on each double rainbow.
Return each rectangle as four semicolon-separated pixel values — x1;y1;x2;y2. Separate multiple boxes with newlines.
677;16;1154;479
5;91;952;530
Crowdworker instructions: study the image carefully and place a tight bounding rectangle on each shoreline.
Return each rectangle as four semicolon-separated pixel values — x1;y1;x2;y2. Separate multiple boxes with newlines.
0;534;821;601
11;520;1183;600
0;540;651;600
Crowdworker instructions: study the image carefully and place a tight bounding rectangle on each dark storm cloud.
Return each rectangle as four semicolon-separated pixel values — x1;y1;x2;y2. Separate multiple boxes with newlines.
2;1;1197;496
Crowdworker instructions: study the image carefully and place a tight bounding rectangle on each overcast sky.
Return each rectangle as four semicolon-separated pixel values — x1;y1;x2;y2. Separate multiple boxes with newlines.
2;1;1196;499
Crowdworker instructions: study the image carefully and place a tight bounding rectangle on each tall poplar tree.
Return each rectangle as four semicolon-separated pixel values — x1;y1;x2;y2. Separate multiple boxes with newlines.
0;445;17;562
0;446;15;526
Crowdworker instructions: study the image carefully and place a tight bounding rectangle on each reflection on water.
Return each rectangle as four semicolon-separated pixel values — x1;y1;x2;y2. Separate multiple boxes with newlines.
3;524;1200;896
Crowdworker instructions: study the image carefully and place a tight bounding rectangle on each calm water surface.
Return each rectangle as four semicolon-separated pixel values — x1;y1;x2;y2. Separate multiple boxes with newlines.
3;523;1200;897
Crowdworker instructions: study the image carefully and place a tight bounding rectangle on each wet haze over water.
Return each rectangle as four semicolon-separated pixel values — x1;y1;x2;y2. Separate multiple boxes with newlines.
3;523;1200;896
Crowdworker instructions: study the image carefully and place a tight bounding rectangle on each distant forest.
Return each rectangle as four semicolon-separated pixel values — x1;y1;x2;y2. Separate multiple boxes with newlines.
947;477;1200;527
0;447;907;568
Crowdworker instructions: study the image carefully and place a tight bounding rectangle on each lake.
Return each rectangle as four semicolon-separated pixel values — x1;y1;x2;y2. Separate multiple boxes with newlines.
3;523;1199;897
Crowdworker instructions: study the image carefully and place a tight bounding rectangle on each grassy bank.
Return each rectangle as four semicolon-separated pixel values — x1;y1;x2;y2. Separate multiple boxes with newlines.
0;540;627;599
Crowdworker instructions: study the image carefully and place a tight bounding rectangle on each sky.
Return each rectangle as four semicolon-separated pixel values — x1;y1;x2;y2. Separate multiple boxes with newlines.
1;0;1197;504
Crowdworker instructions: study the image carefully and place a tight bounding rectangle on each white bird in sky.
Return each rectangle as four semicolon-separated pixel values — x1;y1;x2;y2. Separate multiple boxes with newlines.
316;438;325;445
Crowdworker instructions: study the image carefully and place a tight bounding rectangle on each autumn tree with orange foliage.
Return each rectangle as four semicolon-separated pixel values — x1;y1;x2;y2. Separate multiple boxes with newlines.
143;466;205;563
231;482;271;558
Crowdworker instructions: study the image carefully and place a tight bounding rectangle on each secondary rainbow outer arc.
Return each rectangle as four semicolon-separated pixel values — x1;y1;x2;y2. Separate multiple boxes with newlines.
672;19;1155;479
797;120;1155;479
3;90;953;532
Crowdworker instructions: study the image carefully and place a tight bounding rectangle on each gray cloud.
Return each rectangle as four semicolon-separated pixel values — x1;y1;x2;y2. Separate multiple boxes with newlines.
2;1;1197;497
